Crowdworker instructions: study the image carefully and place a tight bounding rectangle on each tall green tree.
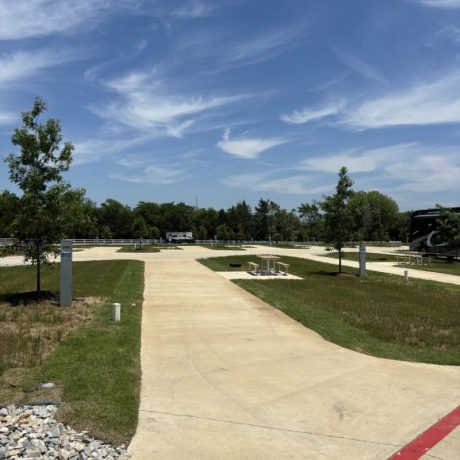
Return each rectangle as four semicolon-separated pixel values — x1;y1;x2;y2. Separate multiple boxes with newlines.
227;201;253;240
390;211;411;242
321;167;354;273
97;199;134;238
436;205;460;257
254;199;280;241
0;191;20;237
273;209;300;241
348;191;399;241
60;188;98;239
4;97;74;294
298;200;324;241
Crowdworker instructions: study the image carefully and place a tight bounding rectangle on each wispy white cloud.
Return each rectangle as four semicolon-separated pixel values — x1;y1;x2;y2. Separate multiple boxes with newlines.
165;120;195;138
172;0;216;19
411;0;460;8
223;172;329;195
340;69;460;129
0;0;111;40
93;70;248;137
0;48;81;83
73;136;151;165
385;151;460;192
216;129;287;159
281;100;345;125
301;143;460;193
0;110;15;125
110;160;187;185
301;144;417;173
224;23;308;67
334;50;387;85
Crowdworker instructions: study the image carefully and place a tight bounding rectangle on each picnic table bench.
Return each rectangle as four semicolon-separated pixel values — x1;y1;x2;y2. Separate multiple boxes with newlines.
247;262;260;274
276;261;289;275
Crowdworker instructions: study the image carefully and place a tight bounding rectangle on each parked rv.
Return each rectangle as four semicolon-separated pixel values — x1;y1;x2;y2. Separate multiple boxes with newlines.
166;232;194;243
409;207;460;258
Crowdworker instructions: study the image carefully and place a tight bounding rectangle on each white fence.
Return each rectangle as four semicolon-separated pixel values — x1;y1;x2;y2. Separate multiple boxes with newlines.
0;237;403;247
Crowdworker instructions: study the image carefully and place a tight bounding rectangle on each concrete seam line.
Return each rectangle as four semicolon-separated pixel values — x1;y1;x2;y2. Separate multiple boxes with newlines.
139;409;401;448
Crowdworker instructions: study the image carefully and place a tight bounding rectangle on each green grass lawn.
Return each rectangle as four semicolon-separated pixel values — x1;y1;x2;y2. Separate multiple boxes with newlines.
324;252;400;262
364;242;405;247
259;243;310;249
398;261;460;276
323;251;460;276
198;244;246;250
0;260;144;445
117;244;182;253
199;255;460;365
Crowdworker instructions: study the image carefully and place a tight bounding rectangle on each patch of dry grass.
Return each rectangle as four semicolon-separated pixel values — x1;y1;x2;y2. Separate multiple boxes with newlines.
0;260;144;444
0;299;101;376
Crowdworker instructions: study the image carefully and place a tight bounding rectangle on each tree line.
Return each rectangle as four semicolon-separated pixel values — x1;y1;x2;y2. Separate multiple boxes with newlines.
0;187;411;243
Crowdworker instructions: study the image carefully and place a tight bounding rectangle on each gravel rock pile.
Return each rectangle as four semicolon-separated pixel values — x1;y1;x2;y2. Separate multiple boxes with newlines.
0;405;130;459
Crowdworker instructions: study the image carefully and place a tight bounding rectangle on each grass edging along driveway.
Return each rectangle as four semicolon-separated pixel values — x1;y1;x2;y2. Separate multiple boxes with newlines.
0;260;144;445
117;244;182;253
323;251;460;276
197;244;246;250
199;256;460;365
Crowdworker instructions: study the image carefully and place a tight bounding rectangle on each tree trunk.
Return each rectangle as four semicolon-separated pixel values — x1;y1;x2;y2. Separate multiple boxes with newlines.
338;244;342;274
36;258;41;295
36;242;41;295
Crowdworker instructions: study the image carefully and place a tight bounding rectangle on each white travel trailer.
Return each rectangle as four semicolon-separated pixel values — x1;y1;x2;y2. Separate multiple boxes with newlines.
166;232;194;243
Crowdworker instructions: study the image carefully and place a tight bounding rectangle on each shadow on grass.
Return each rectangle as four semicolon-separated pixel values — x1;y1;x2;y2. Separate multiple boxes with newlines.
0;291;57;306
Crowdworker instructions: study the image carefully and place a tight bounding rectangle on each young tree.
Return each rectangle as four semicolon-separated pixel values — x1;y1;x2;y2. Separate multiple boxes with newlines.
321;167;354;273
4;97;74;294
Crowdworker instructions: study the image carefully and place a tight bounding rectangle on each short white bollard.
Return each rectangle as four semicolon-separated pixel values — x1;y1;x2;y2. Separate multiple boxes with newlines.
112;303;121;322
404;270;409;283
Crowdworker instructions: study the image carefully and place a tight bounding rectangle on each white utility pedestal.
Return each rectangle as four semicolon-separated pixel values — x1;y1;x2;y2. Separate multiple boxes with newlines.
112;303;121;322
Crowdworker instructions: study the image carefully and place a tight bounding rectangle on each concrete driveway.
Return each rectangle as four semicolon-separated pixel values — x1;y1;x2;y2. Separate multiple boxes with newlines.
1;245;458;457
127;257;459;459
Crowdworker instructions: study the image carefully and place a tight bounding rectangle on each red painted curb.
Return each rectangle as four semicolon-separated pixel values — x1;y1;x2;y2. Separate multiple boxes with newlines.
388;405;460;460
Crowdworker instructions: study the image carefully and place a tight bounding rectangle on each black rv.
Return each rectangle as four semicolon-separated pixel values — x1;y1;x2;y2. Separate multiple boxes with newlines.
409;207;460;258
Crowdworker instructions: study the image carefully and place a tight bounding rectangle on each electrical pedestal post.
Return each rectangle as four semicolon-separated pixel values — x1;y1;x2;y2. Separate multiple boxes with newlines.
60;240;73;307
359;242;367;277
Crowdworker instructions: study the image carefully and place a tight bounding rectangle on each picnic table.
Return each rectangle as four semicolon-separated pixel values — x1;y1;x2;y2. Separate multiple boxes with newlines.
257;255;281;274
396;252;430;266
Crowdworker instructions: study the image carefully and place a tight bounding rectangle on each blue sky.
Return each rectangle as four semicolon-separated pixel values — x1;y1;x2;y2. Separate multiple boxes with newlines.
1;0;460;211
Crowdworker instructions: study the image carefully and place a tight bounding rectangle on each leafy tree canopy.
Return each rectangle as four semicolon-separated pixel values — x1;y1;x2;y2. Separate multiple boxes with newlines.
4;97;74;293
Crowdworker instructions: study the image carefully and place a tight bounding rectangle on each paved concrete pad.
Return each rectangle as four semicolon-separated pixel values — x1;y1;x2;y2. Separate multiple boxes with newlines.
421;426;460;459
128;258;460;459
43;244;457;286
216;271;303;280
1;244;458;458
0;243;459;286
